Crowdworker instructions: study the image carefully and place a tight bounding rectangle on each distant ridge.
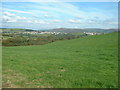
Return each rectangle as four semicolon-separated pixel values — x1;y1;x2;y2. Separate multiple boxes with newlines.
1;28;118;33
50;28;118;33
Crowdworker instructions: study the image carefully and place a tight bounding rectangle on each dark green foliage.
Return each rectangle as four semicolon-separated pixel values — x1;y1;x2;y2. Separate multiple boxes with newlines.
2;33;84;46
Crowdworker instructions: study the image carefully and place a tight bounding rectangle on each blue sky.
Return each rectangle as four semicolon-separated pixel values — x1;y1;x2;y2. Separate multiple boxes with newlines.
1;2;118;30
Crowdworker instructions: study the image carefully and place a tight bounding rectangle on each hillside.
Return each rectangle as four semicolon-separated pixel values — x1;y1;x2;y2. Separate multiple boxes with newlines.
2;32;118;88
50;28;117;33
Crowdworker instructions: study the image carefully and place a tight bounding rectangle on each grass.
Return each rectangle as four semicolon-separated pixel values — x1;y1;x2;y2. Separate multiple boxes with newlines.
2;32;118;88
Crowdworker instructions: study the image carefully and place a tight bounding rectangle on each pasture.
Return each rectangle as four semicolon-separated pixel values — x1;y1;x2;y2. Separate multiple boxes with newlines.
2;32;118;88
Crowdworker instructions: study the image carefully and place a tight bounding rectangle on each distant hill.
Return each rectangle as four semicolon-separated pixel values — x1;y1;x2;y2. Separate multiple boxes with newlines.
0;28;39;33
50;28;118;33
1;28;118;33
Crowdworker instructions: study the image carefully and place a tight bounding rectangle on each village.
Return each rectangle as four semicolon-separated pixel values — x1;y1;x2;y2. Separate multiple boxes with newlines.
21;31;100;35
2;29;101;36
19;31;65;35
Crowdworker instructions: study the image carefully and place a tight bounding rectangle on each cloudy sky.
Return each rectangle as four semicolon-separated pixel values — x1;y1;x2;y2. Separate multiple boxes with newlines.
1;2;118;30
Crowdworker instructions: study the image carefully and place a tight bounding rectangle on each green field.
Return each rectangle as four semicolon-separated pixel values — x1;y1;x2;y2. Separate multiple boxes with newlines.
2;32;118;88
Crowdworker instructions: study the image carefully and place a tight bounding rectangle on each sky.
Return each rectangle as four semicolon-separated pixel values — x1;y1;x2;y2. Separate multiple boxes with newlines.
0;2;118;30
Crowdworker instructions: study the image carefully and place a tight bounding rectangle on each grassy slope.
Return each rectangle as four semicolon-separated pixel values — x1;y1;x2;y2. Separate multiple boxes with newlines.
2;32;118;88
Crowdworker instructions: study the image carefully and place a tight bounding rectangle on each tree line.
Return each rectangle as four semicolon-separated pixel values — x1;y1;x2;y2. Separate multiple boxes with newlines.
2;33;87;46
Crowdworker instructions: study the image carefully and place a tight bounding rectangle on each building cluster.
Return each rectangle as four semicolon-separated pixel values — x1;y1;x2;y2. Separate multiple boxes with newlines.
20;31;62;35
84;32;101;35
39;32;61;35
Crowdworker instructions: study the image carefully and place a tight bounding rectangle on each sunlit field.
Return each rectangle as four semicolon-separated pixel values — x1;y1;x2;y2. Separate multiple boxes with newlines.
2;32;118;88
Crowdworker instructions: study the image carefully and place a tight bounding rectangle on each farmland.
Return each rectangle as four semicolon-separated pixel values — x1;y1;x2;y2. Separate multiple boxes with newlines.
2;32;118;88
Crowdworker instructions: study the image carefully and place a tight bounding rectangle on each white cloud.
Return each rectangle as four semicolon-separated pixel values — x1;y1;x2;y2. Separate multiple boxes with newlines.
3;12;16;16
2;12;28;23
37;3;85;18
7;19;17;23
44;14;51;18
3;11;49;24
3;8;40;19
3;15;17;23
3;15;11;20
2;2;117;29
68;19;82;23
16;16;27;20
53;19;61;23
27;20;49;24
36;20;49;24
